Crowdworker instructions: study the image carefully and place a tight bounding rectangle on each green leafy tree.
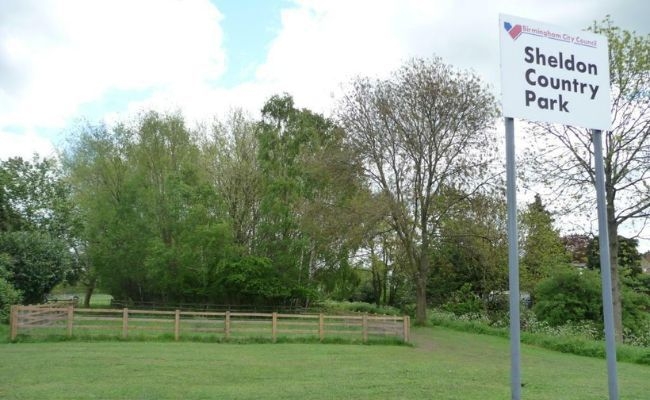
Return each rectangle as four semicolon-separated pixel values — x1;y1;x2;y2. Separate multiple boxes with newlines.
339;58;499;324
0;254;22;322
587;236;643;276
64;112;236;304
534;269;603;327
0;156;79;303
256;94;368;306
534;268;649;337
429;191;508;308
0;231;72;304
520;194;570;291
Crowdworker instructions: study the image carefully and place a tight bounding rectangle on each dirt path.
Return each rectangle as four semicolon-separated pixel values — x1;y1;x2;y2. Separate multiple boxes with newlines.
408;326;436;352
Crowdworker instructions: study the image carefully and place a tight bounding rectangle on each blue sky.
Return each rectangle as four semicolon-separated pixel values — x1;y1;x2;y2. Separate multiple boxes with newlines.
0;0;648;249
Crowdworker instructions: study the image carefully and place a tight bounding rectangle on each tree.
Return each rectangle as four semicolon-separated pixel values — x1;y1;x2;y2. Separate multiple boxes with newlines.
64;112;236;304
520;194;570;291
338;58;499;324
534;269;603;327
0;156;79;304
0;254;22;322
0;231;72;304
255;94;370;307
525;18;650;341
429;191;509;307
587;235;643;276
202;110;262;252
561;233;591;265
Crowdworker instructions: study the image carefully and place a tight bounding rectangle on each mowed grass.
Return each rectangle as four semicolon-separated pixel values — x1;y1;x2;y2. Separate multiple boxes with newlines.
0;326;648;399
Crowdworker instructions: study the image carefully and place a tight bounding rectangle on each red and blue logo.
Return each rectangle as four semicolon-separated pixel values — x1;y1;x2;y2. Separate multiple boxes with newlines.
504;22;522;40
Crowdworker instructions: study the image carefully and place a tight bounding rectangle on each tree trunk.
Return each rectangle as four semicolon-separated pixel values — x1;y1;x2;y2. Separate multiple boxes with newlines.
608;219;623;343
415;272;428;325
83;277;96;308
415;253;430;325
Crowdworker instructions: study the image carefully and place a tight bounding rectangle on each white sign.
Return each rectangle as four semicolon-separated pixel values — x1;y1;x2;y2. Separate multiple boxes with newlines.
499;14;610;130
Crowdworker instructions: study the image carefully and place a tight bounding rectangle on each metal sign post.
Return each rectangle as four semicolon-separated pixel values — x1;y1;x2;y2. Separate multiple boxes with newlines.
592;129;619;400
505;116;521;400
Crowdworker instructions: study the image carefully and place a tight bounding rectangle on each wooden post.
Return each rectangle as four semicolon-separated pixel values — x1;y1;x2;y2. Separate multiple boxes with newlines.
362;313;368;343
67;306;74;338
319;314;324;342
122;308;128;339
174;310;181;341
225;311;230;340
403;315;410;343
272;312;277;343
10;305;18;341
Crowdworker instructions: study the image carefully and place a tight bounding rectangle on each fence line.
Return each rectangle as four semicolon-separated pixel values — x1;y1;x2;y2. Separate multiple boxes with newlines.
9;305;410;343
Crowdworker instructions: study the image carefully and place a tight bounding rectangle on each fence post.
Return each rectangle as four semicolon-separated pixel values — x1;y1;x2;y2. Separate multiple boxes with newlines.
272;312;277;343
319;313;324;342
403;315;410;343
10;305;18;340
122;308;128;339
174;310;181;341
67;306;74;338
225;311;231;340
362;313;368;343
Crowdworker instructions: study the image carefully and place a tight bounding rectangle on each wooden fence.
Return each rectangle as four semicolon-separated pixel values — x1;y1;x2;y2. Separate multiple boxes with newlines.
9;305;410;343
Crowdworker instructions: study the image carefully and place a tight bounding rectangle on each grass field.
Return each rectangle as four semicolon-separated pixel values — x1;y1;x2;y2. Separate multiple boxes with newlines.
0;325;648;399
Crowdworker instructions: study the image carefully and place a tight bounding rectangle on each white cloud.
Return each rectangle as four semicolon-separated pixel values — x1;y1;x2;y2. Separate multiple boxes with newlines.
0;0;225;133
0;128;55;160
245;0;647;117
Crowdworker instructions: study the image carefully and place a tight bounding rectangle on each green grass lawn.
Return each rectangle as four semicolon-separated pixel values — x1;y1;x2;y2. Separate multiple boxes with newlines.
0;325;648;399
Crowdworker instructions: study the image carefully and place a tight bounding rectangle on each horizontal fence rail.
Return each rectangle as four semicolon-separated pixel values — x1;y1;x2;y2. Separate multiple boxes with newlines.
9;305;410;343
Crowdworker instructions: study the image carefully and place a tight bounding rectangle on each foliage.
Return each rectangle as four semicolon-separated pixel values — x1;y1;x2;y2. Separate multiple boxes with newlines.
0;255;22;322
214;256;289;305
429;192;508;307
0;156;79;304
520;194;570;290
319;300;402;316
0;157;76;237
429;309;650;365
561;233;591;264
533;268;650;338
533;269;604;328
0;231;72;304
255;94;368;306
586;235;643;276
441;283;483;316
64;112;236;303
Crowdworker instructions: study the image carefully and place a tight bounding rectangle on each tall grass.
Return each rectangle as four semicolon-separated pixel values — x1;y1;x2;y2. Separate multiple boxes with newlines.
429;309;650;366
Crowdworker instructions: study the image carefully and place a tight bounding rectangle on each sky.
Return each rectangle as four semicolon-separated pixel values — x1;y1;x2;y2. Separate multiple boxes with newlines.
0;0;648;249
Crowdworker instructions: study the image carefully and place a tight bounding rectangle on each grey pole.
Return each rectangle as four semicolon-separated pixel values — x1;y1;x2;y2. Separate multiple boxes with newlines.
505;117;521;400
592;128;619;400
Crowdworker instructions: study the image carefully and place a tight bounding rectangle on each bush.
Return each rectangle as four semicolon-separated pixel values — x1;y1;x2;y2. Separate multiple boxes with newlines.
533;269;603;328
0;232;72;304
320;300;402;315
0;257;22;322
429;308;650;365
442;283;483;316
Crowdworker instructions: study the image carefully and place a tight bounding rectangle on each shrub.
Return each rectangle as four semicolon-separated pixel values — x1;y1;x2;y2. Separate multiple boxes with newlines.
0;280;21;322
320;300;402;315
442;283;483;316
533;269;603;328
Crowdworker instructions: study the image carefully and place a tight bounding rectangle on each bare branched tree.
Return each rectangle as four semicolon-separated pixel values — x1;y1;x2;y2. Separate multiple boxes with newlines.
338;58;499;324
